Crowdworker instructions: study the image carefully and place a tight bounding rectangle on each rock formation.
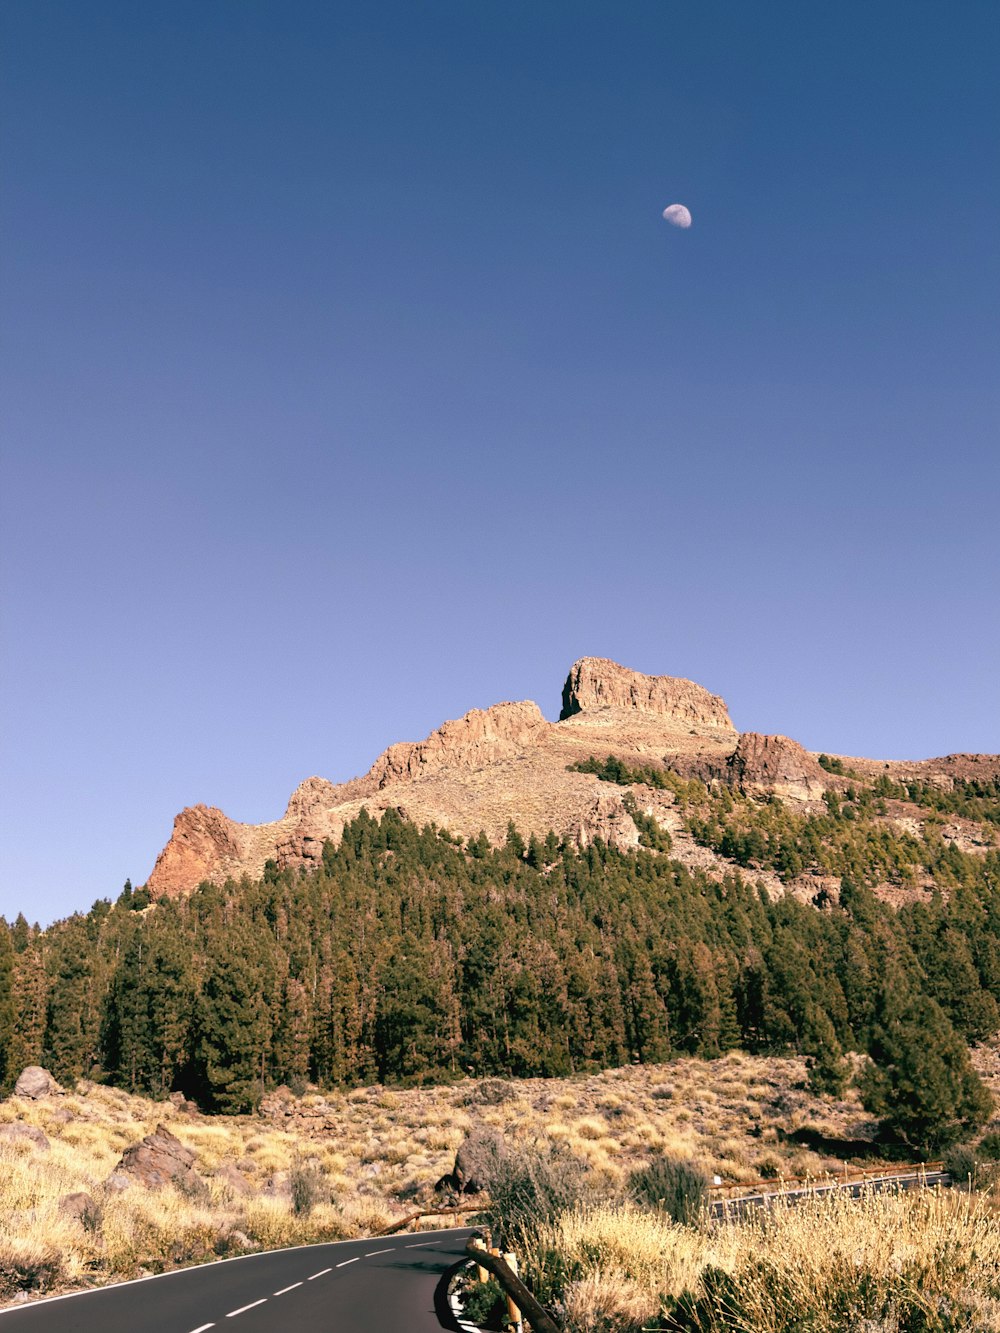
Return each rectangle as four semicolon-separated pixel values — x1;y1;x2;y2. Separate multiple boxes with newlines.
12;1066;62;1100
113;1123;202;1190
143;656;999;901
571;791;641;851
560;657;735;733
0;1123;50;1150
722;733;828;800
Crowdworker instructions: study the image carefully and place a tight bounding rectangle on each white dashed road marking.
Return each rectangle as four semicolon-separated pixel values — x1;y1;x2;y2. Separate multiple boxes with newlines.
308;1267;333;1280
336;1257;360;1268
404;1240;440;1248
226;1299;267;1317
189;1325;216;1332
273;1282;303;1295
364;1248;394;1257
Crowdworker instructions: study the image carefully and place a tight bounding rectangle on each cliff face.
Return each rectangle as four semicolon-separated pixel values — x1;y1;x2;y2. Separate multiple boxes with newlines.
560;657;735;733
723;733;828;801
144;657;999;900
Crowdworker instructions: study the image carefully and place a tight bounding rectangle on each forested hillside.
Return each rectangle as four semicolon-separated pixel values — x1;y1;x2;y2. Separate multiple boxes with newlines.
2;793;998;1148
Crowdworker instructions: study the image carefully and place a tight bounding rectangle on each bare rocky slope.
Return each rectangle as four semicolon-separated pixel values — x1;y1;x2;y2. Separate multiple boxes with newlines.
146;657;999;899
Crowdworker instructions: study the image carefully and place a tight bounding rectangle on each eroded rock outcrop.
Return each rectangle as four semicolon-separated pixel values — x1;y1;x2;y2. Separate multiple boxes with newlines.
723;733;828;801
147;806;262;899
365;701;547;788
560;657;735;732
572;791;641;851
142;656;997;900
114;1123;202;1190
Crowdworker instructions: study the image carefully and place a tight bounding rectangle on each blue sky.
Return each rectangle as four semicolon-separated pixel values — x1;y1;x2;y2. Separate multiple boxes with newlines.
2;1;998;923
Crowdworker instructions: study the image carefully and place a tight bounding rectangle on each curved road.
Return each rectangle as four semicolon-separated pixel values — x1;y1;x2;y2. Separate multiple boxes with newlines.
0;1227;476;1333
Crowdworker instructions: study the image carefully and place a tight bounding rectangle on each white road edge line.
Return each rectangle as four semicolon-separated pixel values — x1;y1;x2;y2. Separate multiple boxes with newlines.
273;1282;303;1294
226;1299;267;1317
364;1248;394;1256
308;1267;333;1279
336;1256;360;1267
0;1225;474;1317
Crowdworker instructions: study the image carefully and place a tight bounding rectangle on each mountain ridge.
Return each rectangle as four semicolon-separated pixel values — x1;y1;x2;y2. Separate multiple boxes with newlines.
146;657;1000;899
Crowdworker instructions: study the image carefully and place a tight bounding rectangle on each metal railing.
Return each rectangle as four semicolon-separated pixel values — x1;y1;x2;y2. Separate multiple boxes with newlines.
708;1159;945;1199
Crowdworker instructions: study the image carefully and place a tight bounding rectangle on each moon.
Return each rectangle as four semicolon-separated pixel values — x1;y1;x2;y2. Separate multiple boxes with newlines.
662;204;692;229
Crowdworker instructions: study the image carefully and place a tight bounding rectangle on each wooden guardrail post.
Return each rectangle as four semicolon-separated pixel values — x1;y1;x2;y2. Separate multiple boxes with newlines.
504;1252;524;1333
469;1237;489;1285
464;1238;561;1333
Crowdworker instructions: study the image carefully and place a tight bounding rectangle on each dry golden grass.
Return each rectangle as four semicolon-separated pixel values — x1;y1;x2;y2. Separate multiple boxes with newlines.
2;1045;999;1309
528;1190;1000;1333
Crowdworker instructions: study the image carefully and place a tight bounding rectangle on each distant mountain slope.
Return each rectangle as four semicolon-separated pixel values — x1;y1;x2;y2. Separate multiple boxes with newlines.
146;657;999;901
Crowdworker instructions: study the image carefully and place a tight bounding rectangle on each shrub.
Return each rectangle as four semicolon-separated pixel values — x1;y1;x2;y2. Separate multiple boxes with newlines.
289;1158;325;1217
629;1156;710;1226
977;1130;1000;1160
0;1238;67;1299
484;1141;593;1243
466;1078;517;1106
461;1275;504;1325
943;1142;999;1192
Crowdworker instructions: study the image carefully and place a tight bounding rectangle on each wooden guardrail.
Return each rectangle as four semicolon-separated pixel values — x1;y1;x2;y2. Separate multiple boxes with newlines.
465;1238;561;1333
375;1202;485;1236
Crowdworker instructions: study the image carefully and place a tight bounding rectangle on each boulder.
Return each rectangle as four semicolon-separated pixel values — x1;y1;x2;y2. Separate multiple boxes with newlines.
0;1123;50;1150
113;1123;202;1190
453;1127;507;1194
216;1163;255;1197
13;1066;62;1099
261;1171;290;1199
58;1192;100;1227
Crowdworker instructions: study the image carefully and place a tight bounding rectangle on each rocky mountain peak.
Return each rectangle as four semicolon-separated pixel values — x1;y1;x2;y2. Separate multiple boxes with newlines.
559;657;735;732
364;700;547;790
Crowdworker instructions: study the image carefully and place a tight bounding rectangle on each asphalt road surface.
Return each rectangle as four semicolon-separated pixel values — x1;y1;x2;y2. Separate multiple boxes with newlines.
0;1227;476;1333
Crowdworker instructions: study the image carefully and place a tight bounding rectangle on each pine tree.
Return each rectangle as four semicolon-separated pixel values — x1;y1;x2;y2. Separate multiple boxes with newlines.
0;922;15;1092
195;923;274;1112
802;1004;848;1097
45;921;98;1084
861;994;993;1153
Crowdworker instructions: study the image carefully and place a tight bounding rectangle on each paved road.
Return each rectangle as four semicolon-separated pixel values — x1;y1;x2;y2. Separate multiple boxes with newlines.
0;1227;476;1333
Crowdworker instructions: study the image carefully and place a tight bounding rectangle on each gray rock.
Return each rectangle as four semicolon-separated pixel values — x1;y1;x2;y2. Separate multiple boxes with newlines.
217;1162;255;1197
13;1066;62;1099
0;1123;50;1150
105;1173;132;1193
114;1124;202;1190
58;1191;100;1228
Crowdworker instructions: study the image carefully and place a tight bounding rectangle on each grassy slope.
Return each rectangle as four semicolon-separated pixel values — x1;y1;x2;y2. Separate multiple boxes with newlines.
3;1046;999;1309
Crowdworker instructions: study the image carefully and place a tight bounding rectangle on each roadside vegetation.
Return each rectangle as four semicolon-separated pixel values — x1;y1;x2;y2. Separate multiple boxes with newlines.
522;1189;1000;1332
2;803;997;1149
6;1048;998;1306
464;1118;1000;1331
